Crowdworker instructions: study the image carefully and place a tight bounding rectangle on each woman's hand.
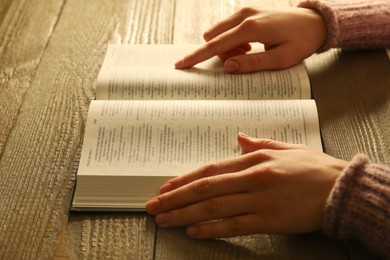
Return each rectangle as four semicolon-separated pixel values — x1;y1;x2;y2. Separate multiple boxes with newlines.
146;133;347;239
175;7;327;73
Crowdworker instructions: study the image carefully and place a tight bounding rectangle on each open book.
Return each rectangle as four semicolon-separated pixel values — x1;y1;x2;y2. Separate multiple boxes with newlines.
71;44;322;211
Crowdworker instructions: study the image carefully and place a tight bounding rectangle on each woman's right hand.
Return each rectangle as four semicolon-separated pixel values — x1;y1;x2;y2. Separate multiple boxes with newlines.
175;7;327;73
146;134;347;239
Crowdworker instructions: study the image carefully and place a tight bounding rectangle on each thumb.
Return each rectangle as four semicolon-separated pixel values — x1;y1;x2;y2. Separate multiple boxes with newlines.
237;133;295;153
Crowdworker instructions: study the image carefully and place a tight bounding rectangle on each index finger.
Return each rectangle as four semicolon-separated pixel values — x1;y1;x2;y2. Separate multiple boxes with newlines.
174;26;254;69
173;42;223;69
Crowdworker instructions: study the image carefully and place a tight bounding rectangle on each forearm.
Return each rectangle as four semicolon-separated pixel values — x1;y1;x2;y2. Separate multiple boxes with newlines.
298;0;390;51
322;154;390;258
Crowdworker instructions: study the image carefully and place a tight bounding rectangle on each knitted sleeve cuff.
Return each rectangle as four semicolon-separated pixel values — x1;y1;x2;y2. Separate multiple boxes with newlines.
298;0;390;51
322;154;390;258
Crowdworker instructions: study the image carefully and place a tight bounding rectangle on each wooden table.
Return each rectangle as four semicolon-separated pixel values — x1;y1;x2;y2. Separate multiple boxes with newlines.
1;0;389;259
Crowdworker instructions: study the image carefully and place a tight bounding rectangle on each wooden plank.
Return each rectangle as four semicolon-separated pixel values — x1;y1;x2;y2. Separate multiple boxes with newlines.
0;0;67;258
307;49;390;165
40;0;175;258
0;0;174;258
66;213;156;259
0;0;65;156
154;228;348;259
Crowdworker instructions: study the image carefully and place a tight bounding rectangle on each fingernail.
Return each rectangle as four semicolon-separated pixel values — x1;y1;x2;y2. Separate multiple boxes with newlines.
160;182;173;193
238;132;249;137
187;226;200;237
145;198;160;214
156;212;171;225
225;59;239;73
175;59;185;69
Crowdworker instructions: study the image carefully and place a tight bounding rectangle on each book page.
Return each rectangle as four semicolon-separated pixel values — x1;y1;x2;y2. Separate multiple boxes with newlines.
96;44;311;100
78;99;321;177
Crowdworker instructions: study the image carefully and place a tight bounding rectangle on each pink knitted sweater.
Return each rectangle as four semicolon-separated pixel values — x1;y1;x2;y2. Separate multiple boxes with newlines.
299;0;390;51
299;1;390;258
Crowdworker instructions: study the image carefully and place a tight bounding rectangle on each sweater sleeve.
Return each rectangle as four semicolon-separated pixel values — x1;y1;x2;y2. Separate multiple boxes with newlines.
298;0;390;51
322;154;390;258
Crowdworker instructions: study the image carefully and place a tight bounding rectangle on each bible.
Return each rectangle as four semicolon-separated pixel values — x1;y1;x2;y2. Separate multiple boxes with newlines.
71;44;322;211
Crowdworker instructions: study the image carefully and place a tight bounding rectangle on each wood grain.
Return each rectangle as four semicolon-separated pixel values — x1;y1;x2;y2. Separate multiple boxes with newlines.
0;0;388;259
0;0;67;258
57;0;176;258
154;228;349;259
66;213;156;259
306;49;390;165
0;0;65;156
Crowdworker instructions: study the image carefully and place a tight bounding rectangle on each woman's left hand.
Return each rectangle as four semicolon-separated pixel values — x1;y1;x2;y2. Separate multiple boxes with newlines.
146;133;347;239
